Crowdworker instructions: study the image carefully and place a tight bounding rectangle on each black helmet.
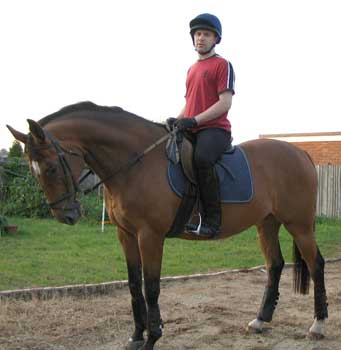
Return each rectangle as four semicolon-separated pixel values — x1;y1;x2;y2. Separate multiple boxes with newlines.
189;13;222;44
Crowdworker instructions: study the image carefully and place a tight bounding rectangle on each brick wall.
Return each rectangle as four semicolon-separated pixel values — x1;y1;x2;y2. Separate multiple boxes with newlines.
291;141;341;165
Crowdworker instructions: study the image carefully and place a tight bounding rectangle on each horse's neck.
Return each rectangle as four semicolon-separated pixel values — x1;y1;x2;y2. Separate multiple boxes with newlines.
47;117;165;186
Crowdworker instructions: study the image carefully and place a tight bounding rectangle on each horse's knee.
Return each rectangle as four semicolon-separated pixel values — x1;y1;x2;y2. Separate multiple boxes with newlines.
128;263;142;299
144;278;160;305
128;280;143;299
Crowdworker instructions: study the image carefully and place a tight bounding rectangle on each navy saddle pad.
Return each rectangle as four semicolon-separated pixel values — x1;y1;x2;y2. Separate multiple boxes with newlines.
167;145;254;203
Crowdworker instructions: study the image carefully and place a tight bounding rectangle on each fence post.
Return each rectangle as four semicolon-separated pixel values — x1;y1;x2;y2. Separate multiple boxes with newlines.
316;165;341;218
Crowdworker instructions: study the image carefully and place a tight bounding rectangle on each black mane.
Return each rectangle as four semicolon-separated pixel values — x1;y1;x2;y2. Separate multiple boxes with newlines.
38;101;124;126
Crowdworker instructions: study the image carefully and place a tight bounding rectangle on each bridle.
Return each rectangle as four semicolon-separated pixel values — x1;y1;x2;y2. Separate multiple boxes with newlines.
27;132;82;211
27;127;177;211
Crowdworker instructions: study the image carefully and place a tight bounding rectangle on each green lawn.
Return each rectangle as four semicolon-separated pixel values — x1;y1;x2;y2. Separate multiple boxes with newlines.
0;217;340;291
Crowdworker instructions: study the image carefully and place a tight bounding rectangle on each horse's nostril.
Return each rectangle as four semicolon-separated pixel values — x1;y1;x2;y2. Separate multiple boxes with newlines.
64;216;76;225
62;208;80;225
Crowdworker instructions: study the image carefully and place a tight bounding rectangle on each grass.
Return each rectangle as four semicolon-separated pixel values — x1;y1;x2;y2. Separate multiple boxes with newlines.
0;217;340;291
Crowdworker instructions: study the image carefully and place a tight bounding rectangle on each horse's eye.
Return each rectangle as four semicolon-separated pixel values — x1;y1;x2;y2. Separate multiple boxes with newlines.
45;166;57;177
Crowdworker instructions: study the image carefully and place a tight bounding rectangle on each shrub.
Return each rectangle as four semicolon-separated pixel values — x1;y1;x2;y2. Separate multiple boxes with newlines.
79;193;105;223
1;157;105;221
8;140;23;158
0;215;8;235
0;157;50;217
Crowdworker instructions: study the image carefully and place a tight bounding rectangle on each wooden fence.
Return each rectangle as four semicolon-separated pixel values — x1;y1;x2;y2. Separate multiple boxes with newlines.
316;165;341;218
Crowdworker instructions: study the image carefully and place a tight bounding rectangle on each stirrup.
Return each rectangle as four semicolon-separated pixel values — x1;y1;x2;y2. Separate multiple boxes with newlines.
185;215;219;238
185;213;202;235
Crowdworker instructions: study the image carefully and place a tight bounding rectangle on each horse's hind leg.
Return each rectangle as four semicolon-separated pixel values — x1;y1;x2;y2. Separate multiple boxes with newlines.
285;222;328;338
117;228;147;350
248;214;284;332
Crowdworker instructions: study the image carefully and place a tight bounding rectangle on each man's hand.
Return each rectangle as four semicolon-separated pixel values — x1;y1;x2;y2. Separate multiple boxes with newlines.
165;117;177;129
175;118;198;131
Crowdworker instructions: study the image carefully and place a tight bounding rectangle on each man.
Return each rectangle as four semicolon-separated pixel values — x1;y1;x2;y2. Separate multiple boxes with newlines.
171;13;235;238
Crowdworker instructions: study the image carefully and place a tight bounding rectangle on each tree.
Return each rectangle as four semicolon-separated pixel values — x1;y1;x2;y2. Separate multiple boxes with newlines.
0;148;8;158
8;141;23;158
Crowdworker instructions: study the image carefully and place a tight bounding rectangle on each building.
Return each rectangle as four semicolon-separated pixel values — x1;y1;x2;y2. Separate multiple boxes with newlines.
259;131;341;218
259;132;341;165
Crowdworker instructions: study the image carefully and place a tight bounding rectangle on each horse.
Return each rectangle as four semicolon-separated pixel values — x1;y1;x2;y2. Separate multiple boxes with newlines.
7;102;328;350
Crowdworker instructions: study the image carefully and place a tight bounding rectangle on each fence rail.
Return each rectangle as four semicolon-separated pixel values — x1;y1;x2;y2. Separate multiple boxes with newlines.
316;165;341;218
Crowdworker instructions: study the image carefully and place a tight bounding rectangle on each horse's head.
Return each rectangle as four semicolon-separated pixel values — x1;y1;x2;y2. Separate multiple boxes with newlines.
7;119;85;225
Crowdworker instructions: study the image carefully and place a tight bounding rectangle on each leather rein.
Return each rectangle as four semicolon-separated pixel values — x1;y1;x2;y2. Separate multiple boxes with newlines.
29;128;176;209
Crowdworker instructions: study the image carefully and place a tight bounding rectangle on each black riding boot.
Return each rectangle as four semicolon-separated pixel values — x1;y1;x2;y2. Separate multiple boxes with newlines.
186;166;221;238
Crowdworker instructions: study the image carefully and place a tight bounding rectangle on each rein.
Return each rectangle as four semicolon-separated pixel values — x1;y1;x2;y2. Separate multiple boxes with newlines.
83;128;177;194
31;127;177;209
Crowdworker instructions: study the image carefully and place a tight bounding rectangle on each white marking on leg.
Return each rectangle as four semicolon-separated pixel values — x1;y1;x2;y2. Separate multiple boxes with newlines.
309;318;325;337
30;161;41;176
247;318;264;332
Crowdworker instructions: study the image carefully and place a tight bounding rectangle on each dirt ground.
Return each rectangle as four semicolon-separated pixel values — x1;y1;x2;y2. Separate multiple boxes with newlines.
0;261;340;350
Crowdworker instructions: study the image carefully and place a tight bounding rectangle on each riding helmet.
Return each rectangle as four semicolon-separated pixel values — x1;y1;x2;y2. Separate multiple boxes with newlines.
189;13;222;44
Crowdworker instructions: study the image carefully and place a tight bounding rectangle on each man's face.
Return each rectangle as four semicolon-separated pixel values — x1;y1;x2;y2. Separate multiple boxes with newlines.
193;29;217;54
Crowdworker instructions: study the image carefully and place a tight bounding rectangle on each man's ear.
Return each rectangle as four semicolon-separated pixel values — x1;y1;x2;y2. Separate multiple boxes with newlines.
6;125;28;144
27;119;46;143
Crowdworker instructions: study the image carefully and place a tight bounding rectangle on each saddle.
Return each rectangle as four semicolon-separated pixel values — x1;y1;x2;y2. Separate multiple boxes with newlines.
165;129;253;238
166;131;236;186
182;136;235;185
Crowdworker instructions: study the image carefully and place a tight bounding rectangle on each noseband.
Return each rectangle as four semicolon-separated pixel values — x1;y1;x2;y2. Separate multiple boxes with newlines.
27;133;82;210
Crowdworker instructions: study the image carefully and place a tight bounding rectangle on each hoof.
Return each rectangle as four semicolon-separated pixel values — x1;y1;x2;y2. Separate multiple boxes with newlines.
126;339;145;350
308;331;325;340
308;318;325;340
247;318;264;333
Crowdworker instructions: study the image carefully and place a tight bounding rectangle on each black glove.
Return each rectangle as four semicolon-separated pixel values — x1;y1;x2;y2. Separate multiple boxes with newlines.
175;118;198;131
166;117;177;129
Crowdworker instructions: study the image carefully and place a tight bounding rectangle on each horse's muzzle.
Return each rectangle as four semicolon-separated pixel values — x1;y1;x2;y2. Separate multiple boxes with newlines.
54;201;81;225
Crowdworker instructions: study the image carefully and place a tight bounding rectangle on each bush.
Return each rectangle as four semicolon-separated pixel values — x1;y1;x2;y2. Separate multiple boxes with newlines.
1;157;105;221
8;140;23;158
0;157;50;218
79;192;105;223
0;215;8;235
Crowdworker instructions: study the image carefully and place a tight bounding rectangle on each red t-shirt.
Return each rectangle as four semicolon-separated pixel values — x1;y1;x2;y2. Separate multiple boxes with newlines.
184;55;235;132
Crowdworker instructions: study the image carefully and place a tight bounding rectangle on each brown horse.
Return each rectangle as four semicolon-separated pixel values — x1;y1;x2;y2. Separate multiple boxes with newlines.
7;102;328;350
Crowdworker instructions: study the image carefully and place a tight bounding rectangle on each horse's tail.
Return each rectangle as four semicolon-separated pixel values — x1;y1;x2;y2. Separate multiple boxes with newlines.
293;241;310;294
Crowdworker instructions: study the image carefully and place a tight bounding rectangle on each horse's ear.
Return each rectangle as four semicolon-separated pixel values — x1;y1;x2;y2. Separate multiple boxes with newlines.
6;125;28;144
27;119;46;143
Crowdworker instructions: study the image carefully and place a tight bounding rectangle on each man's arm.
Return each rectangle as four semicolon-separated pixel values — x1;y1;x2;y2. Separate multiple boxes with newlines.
194;90;233;125
177;105;186;119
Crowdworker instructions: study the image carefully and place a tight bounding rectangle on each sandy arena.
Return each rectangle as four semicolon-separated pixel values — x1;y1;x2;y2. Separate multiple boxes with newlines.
0;261;340;350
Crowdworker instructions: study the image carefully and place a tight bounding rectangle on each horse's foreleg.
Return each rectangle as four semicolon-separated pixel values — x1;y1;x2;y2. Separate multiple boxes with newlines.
248;215;283;332
127;262;147;343
138;231;164;350
117;229;147;349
